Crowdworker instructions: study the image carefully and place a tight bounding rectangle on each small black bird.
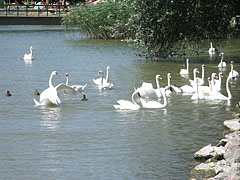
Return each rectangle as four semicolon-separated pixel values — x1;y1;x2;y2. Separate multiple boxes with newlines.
81;94;88;101
34;89;40;96
5;91;11;97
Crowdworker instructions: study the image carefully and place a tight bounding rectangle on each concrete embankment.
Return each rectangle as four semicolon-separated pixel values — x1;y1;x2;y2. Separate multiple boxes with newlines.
191;114;240;180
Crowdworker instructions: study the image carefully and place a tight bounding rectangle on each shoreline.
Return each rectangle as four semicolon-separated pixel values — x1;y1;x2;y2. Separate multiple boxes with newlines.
190;114;240;180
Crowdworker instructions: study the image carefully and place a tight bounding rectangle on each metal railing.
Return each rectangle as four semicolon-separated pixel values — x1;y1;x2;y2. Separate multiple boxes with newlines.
0;4;71;17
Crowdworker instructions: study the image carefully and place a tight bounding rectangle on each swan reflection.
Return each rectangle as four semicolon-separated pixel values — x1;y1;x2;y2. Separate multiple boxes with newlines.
40;106;61;130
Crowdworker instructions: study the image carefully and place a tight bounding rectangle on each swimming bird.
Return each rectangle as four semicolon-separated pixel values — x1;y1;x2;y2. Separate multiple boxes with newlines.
218;52;227;68
93;66;111;86
98;71;113;90
180;59;189;75
113;90;140;110
5;91;11;97
81;94;88;101
33;71;76;106
228;61;239;78
65;73;87;93
139;75;168;109
34;89;40;96
208;42;215;54
23;46;34;60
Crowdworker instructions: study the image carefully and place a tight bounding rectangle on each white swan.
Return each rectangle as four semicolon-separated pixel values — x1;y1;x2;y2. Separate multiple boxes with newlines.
213;72;223;91
191;79;206;100
189;68;200;86
205;75;232;100
197;73;218;94
139;75;168;109
65;73;87;93
208;42;215;54
23;46;34;60
113;90;140;110
228;61;239;78
137;74;172;98
93;66;111;86
218;52;227;68
180;59;189;75
196;64;205;86
167;73;182;93
98;71;113;90
33;71;78;106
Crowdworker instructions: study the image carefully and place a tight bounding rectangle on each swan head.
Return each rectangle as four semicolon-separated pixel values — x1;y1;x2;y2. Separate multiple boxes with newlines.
193;68;199;73
98;71;103;75
230;61;234;65
219;72;223;78
107;66;111;70
219;52;224;56
202;64;205;69
186;59;189;62
167;73;171;78
156;74;162;80
30;46;34;50
51;71;58;76
65;73;69;77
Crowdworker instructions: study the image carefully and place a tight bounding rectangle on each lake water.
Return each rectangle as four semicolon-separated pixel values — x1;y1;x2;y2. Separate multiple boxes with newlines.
0;25;239;180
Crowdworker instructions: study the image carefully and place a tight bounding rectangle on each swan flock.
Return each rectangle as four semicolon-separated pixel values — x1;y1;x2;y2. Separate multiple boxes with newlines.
29;46;238;110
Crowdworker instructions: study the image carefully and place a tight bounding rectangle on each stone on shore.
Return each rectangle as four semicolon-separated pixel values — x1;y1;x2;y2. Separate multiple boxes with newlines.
224;118;240;131
194;144;225;160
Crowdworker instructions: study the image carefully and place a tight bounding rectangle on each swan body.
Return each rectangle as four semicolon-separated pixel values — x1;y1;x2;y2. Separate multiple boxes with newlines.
229;61;239;78
98;71;113;90
113;90;140;110
93;66;111;86
140;75;168;109
33;71;61;106
205;75;232;100
180;59;189;75
65;73;87;93
208;42;215;54
23;46;34;60
218;52;227;68
180;85;195;94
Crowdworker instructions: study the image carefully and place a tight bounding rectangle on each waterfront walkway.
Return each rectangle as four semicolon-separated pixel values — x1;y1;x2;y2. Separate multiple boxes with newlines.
0;4;67;25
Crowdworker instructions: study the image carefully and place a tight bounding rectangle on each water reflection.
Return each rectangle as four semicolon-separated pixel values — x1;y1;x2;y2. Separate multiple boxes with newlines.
24;59;33;65
40;106;61;130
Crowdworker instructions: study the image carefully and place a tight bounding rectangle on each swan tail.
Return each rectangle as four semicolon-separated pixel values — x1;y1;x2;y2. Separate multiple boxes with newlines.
33;98;41;106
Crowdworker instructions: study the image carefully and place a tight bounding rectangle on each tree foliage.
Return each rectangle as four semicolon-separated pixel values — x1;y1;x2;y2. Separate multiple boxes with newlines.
62;0;239;59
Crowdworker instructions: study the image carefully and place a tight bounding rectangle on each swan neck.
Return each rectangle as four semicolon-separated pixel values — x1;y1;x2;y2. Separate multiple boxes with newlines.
30;49;33;56
167;76;170;87
226;77;232;99
210;42;213;48
132;91;138;105
193;70;197;80
49;73;54;88
186;60;189;71
156;77;161;96
106;68;109;82
161;88;168;108
66;76;69;85
202;67;204;80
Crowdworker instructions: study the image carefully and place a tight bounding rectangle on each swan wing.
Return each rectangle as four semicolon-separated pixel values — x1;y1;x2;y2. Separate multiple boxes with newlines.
55;83;78;95
93;78;107;85
71;83;88;92
171;85;182;93
137;82;156;98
